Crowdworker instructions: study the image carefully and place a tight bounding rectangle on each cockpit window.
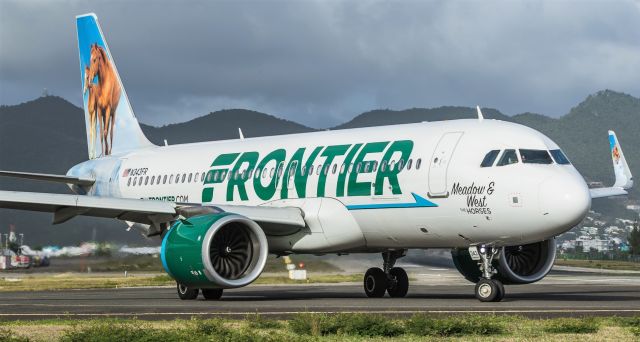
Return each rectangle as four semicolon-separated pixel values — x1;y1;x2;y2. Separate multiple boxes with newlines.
550;149;571;165
519;149;553;164
496;149;518;166
480;150;500;167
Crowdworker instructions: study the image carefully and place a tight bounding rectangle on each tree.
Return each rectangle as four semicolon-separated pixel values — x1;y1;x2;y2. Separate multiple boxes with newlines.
629;220;640;255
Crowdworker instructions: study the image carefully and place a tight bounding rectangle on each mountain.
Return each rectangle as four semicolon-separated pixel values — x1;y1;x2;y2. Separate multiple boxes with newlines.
140;109;316;145
0;90;638;244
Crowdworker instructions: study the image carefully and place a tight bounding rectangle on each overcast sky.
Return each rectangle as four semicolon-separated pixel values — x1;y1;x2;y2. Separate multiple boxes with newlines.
1;0;639;128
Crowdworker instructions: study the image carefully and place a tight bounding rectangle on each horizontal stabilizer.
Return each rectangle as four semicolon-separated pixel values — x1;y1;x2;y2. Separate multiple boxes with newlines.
0;170;95;186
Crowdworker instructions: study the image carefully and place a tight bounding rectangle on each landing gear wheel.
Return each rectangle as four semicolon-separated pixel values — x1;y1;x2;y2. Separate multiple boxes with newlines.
493;279;505;302
201;288;224;300
475;279;501;302
177;283;199;300
387;267;409;298
364;267;387;298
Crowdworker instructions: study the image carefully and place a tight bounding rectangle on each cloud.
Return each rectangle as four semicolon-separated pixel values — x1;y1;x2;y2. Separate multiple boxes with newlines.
1;0;639;127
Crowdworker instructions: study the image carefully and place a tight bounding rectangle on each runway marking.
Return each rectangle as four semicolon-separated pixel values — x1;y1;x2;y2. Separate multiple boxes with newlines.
1;309;640;318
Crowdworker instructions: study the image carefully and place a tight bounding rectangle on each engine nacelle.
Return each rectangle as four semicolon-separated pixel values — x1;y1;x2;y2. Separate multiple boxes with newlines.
451;239;556;285
161;213;268;289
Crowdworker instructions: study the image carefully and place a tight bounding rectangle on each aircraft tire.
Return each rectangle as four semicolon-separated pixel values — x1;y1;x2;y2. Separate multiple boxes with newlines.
177;283;199;300
202;288;224;300
387;267;409;298
364;267;387;298
475;279;501;302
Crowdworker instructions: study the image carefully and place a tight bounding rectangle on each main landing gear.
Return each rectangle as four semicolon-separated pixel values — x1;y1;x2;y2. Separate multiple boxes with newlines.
364;250;409;298
177;283;223;300
474;246;505;302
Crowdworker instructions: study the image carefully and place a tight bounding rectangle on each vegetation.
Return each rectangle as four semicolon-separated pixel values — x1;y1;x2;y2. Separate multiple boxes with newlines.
629;221;640;255
1;314;640;341
554;258;640;271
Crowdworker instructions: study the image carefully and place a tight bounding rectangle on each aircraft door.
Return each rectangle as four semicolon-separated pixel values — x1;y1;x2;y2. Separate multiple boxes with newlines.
428;132;463;197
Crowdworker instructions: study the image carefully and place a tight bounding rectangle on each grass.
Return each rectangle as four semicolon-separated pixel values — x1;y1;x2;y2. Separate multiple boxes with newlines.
554;259;640;271
0;273;361;292
1;315;639;341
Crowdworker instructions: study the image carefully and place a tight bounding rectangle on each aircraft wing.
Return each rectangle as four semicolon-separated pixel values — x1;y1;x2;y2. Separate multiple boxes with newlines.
589;130;634;199
0;170;95;186
0;190;305;235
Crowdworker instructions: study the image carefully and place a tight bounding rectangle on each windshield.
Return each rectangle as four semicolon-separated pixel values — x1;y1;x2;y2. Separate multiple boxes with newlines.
496;149;518;166
480;150;500;167
519;149;553;164
550;149;571;165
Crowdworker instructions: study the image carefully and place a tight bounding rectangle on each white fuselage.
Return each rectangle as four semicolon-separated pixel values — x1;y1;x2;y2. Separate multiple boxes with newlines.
68;119;591;253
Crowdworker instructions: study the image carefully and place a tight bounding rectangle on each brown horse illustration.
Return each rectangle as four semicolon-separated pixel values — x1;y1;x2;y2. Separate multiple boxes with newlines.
86;43;121;156
83;67;102;159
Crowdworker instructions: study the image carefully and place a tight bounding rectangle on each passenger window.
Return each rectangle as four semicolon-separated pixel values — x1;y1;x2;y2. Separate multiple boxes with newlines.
550;149;571;165
398;159;405;171
188;173;193;183
194;172;199;182
133;177;137;186
481;150;500;167
416;158;422;169
497;149;519;166
332;164;337;174
163;175;167;184
519;149;553;164
372;161;378;172
381;161;387;172
169;175;173;184
364;162;370;173
406;159;412;170
389;160;396;171
340;164;346;174
127;178;132;186
181;174;186;183
324;164;330;175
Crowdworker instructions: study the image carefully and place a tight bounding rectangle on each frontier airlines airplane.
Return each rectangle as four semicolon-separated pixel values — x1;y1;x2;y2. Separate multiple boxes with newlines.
0;14;634;302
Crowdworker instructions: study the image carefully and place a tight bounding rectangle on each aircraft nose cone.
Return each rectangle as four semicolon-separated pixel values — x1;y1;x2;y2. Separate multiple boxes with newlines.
539;176;591;235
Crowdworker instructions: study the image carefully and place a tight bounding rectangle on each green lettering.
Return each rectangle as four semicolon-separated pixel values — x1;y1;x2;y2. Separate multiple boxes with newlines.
317;144;350;197
227;151;259;201
253;149;286;201
375;140;414;195
347;141;389;196
336;143;363;197
281;146;323;199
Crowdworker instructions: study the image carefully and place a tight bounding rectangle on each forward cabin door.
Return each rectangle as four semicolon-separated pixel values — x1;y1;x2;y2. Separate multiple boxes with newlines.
428;132;463;197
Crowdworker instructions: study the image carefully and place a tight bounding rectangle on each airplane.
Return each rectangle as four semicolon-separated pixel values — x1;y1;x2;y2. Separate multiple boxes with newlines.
0;13;634;302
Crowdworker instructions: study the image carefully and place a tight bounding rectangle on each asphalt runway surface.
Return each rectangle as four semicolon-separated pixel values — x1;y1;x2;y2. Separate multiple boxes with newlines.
1;273;639;320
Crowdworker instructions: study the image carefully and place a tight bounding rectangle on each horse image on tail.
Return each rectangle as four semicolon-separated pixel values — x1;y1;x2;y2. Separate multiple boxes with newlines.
83;67;102;159
85;43;121;156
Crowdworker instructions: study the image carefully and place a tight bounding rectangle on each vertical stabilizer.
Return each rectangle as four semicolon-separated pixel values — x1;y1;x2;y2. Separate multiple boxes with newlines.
76;13;154;159
608;130;633;189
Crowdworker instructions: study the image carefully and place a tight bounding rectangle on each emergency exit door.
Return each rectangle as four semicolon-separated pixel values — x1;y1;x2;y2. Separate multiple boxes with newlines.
428;132;463;197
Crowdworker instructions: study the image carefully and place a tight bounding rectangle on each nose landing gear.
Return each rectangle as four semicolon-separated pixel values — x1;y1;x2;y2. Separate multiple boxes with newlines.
363;250;409;298
474;246;505;302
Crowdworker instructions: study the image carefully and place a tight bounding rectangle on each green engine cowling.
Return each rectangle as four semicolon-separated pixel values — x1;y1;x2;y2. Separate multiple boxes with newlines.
161;212;268;289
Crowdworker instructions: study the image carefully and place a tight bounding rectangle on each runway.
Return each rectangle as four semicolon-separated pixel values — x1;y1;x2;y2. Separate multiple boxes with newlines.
1;273;639;320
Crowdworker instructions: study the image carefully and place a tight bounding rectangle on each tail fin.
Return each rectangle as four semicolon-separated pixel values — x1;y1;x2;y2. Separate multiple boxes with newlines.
608;130;633;189
76;13;154;159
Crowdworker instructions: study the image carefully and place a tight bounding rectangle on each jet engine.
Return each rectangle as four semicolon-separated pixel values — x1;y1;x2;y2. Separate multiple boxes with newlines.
451;239;556;284
161;213;268;289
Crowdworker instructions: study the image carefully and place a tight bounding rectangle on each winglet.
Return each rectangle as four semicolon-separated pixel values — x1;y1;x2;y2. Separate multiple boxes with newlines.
609;130;633;189
238;128;245;140
476;106;484;121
